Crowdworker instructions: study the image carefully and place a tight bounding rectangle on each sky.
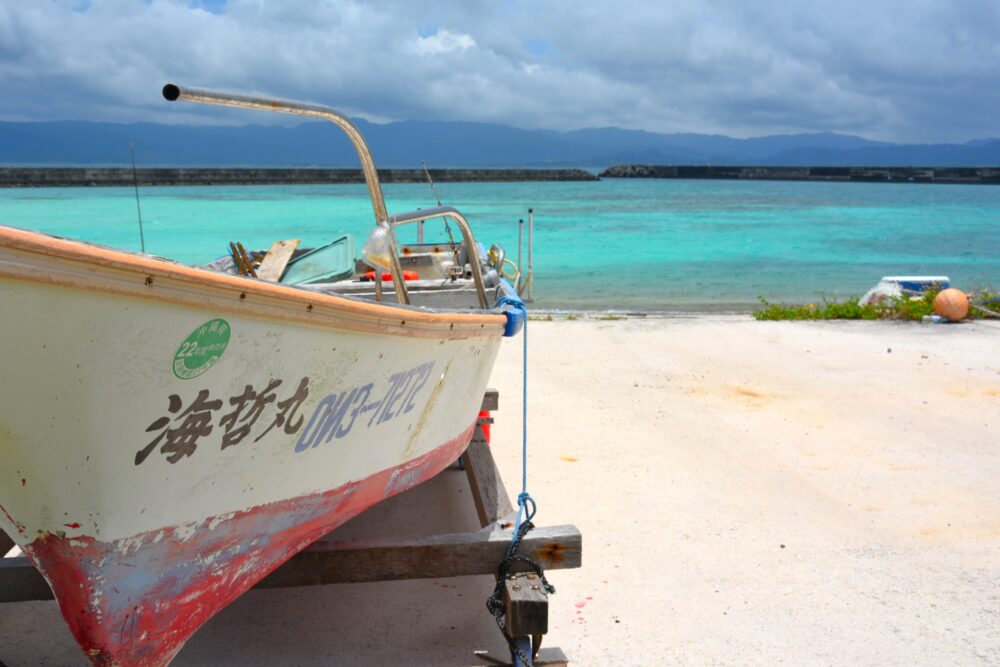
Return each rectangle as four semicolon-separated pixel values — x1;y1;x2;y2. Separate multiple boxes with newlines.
1;0;999;142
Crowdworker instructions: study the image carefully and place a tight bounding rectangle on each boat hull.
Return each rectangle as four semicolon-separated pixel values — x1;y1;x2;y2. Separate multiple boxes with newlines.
25;426;473;666
0;227;506;665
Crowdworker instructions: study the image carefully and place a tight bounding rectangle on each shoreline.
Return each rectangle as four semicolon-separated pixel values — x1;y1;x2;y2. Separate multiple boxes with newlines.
527;308;754;318
525;309;1000;325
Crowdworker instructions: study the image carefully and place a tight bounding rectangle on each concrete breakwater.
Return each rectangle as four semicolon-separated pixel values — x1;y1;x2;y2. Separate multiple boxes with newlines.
0;167;598;187
600;164;1000;184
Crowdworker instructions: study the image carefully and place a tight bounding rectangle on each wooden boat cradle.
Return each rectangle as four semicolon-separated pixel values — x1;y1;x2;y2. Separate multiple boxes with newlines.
0;390;582;665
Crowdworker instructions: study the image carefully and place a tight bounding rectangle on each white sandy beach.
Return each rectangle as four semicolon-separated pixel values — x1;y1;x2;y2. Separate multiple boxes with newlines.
1;315;998;665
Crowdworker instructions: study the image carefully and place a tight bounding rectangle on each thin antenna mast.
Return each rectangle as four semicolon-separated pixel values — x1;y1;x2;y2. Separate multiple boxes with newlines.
421;160;461;274
422;160;443;206
129;142;146;253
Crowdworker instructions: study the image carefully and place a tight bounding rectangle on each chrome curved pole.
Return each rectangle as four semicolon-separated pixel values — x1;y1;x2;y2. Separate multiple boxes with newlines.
162;83;409;305
388;206;488;309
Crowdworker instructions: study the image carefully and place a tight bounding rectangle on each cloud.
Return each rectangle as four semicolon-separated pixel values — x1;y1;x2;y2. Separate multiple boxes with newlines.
409;29;475;56
0;0;998;142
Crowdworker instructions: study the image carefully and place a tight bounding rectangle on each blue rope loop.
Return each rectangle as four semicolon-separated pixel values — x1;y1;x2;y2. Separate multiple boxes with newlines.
517;492;536;524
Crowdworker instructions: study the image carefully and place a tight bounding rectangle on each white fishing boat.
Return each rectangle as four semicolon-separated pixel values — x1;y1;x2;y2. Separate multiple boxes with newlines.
0;84;525;666
858;275;950;305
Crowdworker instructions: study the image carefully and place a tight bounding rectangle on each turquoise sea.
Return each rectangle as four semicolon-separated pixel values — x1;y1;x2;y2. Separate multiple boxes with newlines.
2;179;998;311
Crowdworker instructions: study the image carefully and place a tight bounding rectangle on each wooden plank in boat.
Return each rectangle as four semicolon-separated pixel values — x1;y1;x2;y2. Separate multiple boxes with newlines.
256;239;301;282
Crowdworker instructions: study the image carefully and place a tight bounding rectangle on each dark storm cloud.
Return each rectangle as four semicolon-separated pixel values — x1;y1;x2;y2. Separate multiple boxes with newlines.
1;0;998;141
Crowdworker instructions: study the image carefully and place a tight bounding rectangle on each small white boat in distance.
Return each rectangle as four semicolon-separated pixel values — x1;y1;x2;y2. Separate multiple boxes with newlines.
859;275;950;305
0;84;525;666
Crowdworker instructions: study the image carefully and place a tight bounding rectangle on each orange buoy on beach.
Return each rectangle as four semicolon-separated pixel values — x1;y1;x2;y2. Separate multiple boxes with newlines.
934;288;969;321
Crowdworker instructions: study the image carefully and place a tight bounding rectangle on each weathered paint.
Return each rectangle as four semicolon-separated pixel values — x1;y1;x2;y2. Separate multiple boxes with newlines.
24;423;474;667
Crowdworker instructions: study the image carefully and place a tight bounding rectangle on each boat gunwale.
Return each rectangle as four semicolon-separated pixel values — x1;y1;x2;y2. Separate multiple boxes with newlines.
0;225;506;339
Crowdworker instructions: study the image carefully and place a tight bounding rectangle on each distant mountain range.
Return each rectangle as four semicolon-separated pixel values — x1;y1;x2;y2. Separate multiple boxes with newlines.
2;119;1000;168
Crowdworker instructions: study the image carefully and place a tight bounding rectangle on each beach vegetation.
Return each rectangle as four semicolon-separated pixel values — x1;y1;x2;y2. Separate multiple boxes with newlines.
566;314;578;321
529;314;554;321
754;288;999;321
597;314;626;321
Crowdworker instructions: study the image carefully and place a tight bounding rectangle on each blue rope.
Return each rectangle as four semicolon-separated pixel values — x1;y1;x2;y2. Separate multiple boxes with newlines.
485;315;549;666
515;316;535;532
490;316;538;604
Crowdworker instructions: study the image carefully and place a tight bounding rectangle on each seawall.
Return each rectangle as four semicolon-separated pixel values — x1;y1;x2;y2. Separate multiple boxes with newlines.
600;164;1000;184
0;167;598;188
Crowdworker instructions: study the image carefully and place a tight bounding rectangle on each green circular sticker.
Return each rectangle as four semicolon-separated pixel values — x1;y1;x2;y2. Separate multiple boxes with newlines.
173;318;231;380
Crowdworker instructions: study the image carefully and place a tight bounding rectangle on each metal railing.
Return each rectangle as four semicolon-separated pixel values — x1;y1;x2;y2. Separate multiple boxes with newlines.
387;206;488;309
162;83;420;305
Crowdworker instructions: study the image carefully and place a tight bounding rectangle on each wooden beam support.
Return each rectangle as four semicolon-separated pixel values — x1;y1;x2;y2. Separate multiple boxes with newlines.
0;522;581;602
256;521;580;589
481;388;499;412
0;528;14;557
462;430;514;528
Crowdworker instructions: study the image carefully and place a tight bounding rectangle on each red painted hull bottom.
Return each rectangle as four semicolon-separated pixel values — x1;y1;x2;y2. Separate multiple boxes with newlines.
22;424;475;667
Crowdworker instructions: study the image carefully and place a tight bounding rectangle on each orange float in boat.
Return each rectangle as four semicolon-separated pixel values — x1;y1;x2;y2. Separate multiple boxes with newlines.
362;270;419;282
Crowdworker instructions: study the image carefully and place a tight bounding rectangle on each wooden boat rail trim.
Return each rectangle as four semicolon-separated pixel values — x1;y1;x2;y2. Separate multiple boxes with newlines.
162;83;412;306
0;226;505;339
388;206;489;309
